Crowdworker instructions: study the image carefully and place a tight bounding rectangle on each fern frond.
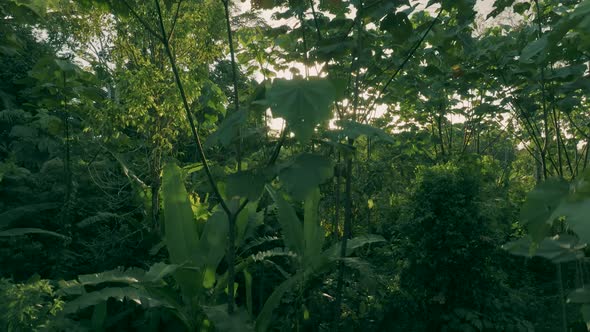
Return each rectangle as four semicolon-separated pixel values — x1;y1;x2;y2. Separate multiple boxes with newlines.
58;262;178;295
239;235;281;254
251;247;297;262
76;212;122;228
325;234;385;259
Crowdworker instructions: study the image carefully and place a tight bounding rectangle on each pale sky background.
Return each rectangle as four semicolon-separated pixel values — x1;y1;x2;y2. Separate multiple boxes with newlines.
244;0;524;130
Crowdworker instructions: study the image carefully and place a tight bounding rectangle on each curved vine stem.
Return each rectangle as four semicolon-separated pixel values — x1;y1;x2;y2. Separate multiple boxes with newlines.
152;0;231;216
221;0;243;314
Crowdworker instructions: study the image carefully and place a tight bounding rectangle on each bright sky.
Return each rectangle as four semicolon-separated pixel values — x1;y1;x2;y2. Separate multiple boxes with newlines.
248;0;520;130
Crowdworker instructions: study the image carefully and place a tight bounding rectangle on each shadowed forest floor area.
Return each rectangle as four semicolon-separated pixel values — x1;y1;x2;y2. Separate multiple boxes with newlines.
1;0;590;331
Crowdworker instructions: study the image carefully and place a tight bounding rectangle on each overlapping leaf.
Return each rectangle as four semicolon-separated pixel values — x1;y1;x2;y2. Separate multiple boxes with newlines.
266;78;335;143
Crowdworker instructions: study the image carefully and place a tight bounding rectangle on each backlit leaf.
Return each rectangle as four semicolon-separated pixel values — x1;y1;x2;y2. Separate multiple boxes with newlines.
520;178;569;242
278;154;334;201
161;162;201;300
266;78;335;143
520;36;548;63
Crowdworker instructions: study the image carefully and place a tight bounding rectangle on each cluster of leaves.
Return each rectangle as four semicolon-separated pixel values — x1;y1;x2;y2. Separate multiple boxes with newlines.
2;0;590;331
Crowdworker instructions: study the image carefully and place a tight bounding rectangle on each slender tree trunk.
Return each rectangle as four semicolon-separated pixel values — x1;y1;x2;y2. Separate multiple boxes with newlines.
556;263;567;332
62;71;73;225
437;111;446;159
333;154;341;241
333;139;354;329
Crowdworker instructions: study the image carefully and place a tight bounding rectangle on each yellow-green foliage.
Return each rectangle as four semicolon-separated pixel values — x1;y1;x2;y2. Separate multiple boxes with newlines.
0;278;64;332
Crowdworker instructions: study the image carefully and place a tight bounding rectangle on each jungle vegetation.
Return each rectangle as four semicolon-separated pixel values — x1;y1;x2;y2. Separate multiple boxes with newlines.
1;0;590;331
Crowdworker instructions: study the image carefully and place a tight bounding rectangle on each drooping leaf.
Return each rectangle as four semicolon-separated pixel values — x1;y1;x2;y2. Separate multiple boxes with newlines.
503;235;586;263
266;78;335;143
266;186;304;256
199;210;229;288
0;227;68;239
325;234;386;258
226;170;267;201
69;262;179;289
149;241;166;256
336;120;395;143
161;162;202;300
205;110;247;148
551;198;590;243
520;35;548;63
340;257;377;288
76;267;145;286
144;263;180;282
278;154;334;201
520;178;569;242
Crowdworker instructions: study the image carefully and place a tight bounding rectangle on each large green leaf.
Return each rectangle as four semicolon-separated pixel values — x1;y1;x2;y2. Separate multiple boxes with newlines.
551;198;590;243
379;12;413;43
336;120;395;144
520;35;548;63
520;178;569;242
503;235;585;263
161;162;202;300
204;110;247;148
278;154;334;201
59;263;178;294
266;78;335;143
226;170;267;201
199;210;228;288
266;185;304;256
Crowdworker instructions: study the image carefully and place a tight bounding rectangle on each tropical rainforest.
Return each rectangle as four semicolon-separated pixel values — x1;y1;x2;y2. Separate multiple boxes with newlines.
1;0;590;331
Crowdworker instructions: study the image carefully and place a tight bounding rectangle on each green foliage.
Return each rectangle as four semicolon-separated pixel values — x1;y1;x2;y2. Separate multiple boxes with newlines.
2;0;590;330
265;78;336;143
278;154;334;201
0;227;69;239
161;162;203;301
396;162;527;329
0;278;64;331
520;171;590;244
258;186;384;331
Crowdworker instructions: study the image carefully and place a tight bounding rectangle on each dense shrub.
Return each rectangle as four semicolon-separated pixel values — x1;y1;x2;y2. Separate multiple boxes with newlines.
394;162;532;330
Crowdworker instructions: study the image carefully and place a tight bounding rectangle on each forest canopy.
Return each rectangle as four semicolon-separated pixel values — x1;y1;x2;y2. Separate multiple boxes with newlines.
1;0;590;331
